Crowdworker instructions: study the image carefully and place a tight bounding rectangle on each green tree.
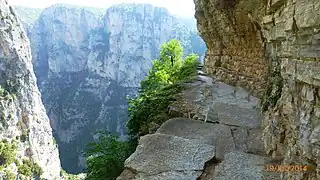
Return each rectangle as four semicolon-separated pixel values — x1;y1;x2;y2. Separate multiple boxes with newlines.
127;39;199;137
85;132;135;180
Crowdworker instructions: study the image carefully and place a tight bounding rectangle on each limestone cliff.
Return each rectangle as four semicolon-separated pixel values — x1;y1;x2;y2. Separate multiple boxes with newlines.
15;3;206;173
194;0;320;179
0;0;61;179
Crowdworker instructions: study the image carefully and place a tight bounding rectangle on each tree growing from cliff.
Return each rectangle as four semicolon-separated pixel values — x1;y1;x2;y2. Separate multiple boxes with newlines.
127;39;199;137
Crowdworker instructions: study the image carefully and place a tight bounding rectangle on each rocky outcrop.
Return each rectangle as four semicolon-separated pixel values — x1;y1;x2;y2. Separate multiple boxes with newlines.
194;0;320;179
118;71;279;179
0;0;61;179
14;3;206;173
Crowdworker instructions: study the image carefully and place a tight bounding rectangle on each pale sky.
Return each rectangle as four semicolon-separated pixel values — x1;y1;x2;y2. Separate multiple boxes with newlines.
8;0;196;17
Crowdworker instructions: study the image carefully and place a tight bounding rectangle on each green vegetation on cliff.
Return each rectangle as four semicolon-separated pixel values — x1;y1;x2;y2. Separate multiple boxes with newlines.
0;139;17;170
4;169;15;180
0;80;18;98
85;132;135;180
84;39;199;180
261;61;283;112
17;158;43;177
0;138;43;178
127;39;199;137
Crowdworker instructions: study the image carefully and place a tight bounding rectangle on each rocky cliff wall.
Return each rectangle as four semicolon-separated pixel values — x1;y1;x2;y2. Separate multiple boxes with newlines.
194;0;320;179
0;0;61;179
194;0;269;98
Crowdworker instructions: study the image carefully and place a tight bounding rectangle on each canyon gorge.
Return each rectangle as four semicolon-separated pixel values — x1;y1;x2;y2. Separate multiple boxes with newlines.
1;0;320;179
15;3;206;173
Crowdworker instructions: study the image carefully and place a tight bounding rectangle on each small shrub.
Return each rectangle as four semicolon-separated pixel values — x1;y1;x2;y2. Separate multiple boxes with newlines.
4;80;18;95
18;158;43;177
0;84;13;99
85;132;135;180
261;61;283;112
0;139;17;170
216;0;237;10
53;138;57;145
4;169;16;180
14;158;20;166
60;169;80;180
17;120;23;131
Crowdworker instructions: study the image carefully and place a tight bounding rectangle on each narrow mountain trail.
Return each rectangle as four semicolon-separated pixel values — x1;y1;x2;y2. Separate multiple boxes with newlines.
118;68;280;180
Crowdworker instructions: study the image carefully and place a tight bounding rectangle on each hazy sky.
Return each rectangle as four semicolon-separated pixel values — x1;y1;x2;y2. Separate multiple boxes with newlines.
8;0;196;17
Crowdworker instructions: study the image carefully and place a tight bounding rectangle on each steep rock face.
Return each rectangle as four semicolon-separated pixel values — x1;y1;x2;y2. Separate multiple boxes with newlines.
194;0;320;179
29;4;121;172
17;3;206;173
194;0;268;98
103;4;179;87
0;0;61;179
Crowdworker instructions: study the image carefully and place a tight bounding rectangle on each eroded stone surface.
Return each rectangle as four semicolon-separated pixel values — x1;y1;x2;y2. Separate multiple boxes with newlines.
231;127;266;156
169;75;215;121
157;118;235;159
121;133;215;178
212;82;262;128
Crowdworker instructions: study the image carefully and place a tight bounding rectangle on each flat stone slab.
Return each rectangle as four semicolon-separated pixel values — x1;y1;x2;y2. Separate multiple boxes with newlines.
212;151;279;180
119;170;202;180
183;86;204;102
157;118;235;159
213;102;262;128
213;82;260;108
211;82;263;128
206;106;219;123
123;133;215;176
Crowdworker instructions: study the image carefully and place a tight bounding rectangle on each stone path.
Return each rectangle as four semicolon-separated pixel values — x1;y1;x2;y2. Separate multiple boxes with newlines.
117;70;279;180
